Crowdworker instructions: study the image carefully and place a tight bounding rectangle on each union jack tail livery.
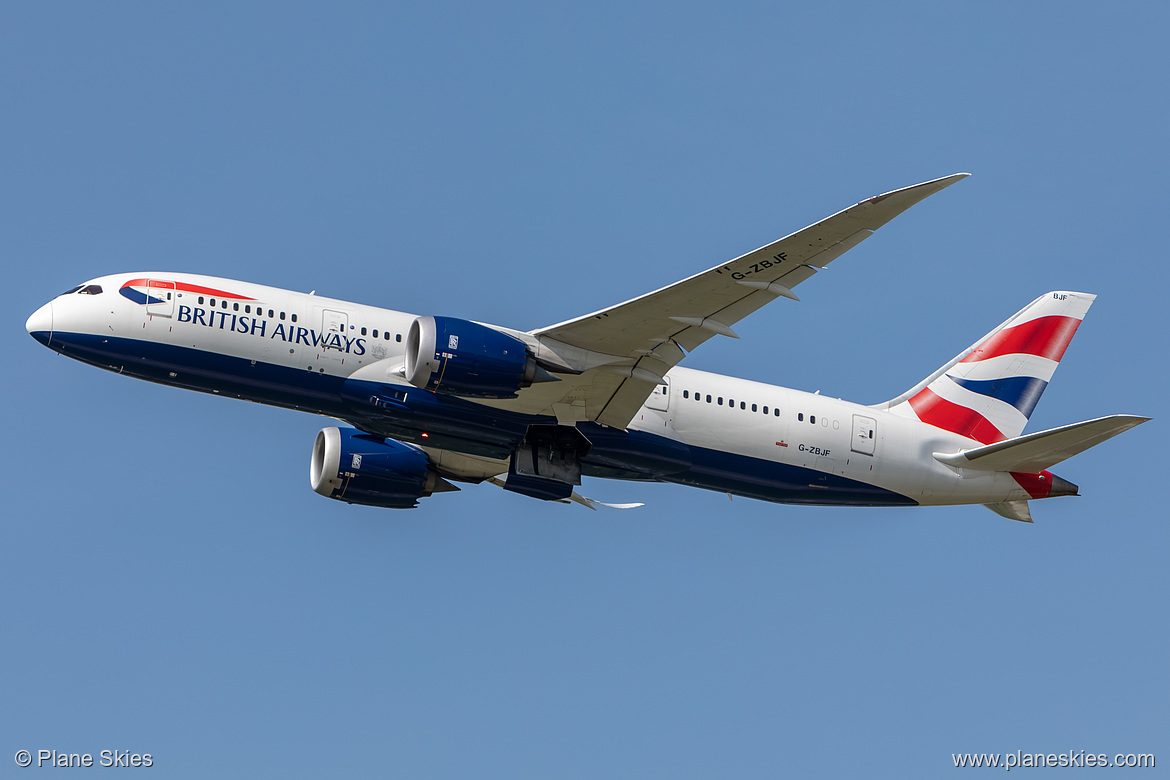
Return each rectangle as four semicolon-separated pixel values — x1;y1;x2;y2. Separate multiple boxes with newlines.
884;292;1094;443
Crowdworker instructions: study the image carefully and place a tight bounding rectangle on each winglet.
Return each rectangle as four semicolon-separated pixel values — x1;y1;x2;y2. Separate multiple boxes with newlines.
855;172;970;229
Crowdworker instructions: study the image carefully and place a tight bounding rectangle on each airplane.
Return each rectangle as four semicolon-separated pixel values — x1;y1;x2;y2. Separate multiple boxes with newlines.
25;173;1149;521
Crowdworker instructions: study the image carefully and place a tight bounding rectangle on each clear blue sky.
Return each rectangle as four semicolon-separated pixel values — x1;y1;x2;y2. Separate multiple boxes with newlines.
3;2;1166;777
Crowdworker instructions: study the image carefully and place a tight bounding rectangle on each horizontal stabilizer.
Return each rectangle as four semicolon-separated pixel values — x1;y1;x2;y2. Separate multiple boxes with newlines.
564;491;645;510
935;414;1150;473
487;475;644;509
983;500;1033;523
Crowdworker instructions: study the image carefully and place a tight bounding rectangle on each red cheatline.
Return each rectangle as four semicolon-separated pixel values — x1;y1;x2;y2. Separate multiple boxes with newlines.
122;278;256;301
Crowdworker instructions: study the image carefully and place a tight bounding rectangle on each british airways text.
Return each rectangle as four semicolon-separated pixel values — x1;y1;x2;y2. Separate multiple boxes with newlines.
176;305;366;355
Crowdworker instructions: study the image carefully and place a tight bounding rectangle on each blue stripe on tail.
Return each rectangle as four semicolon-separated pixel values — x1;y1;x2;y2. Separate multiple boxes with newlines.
946;375;1049;418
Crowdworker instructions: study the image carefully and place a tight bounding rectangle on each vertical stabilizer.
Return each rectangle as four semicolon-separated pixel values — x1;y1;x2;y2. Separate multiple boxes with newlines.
883;292;1095;443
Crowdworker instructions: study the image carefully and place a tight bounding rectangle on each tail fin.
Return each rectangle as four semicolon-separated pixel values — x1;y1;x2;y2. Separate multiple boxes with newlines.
881;291;1095;443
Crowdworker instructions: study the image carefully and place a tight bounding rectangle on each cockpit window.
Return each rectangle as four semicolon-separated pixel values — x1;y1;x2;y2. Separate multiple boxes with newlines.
60;285;84;296
78;284;103;295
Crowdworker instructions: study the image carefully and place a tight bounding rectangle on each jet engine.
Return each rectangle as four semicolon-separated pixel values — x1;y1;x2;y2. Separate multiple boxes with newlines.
405;315;552;399
310;427;457;509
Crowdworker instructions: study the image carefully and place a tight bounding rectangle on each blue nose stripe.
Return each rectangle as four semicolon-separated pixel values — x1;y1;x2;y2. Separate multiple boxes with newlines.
119;287;165;305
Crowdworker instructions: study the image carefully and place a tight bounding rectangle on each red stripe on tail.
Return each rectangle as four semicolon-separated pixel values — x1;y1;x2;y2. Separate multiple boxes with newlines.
907;388;1007;444
960;315;1081;363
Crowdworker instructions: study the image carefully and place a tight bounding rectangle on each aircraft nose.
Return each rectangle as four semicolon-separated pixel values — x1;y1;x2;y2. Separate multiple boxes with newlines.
26;301;54;347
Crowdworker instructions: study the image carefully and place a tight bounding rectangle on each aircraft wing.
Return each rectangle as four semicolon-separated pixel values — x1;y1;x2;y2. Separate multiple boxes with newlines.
530;173;969;429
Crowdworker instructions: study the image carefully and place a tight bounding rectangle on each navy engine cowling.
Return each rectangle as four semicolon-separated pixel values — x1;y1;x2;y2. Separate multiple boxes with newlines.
310;427;455;509
405;315;540;399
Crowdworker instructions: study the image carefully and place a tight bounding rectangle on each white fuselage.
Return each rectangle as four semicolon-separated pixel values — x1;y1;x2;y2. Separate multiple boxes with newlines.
28;272;1045;508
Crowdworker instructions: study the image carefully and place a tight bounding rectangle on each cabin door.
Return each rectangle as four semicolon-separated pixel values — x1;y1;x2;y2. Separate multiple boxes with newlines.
319;309;349;351
646;377;670;412
146;280;175;318
851;415;877;455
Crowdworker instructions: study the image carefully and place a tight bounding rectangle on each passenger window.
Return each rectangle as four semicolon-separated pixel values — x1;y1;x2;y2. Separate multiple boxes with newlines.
763;406;769;414
292;314;298;323
222;300;228;309
810;415;816;424
740;401;745;410
774;408;780;417
706;395;712;403
198;296;205;305
233;303;239;311
798;413;803;421
682;390;689;399
372;329;378;338
717;397;723;406
268;309;274;318
752;403;757;412
396;334;402;342
245;305;251;313
210;298;216;307
280;311;286;320
361;327;367;336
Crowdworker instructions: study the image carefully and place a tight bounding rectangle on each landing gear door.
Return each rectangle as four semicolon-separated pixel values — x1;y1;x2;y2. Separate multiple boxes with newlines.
146;280;175;318
646;377;670;412
851;415;876;455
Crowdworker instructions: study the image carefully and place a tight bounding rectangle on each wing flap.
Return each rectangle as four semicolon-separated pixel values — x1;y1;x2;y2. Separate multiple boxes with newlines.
596;375;663;429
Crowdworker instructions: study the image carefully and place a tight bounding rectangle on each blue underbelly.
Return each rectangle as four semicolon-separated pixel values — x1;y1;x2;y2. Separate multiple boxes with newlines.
46;331;916;507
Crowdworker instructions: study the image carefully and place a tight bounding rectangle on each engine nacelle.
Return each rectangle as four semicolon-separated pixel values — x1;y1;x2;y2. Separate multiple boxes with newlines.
405;315;539;399
310;427;454;509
